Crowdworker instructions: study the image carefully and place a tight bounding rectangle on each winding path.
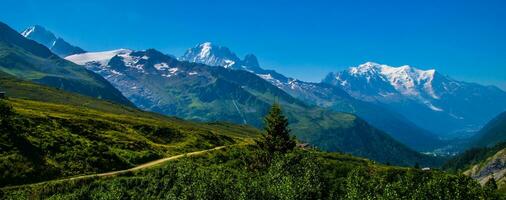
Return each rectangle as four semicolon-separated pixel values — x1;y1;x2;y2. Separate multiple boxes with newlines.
1;146;227;190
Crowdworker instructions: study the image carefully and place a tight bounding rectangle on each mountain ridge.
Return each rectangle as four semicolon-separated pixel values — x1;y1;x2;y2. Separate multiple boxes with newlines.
66;47;439;166
471;111;506;148
0;21;132;106
21;25;85;57
323;61;506;136
179;42;443;151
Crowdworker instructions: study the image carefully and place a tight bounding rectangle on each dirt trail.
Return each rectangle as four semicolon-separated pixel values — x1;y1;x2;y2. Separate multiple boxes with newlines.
1;146;227;190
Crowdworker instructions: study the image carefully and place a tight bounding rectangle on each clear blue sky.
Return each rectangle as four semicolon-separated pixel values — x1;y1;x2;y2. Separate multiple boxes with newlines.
1;0;505;89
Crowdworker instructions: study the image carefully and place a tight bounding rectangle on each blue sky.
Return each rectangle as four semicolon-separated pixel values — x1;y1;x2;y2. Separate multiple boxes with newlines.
1;0;505;89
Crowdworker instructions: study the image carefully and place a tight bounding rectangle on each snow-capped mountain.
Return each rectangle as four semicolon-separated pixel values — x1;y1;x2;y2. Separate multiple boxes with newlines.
66;48;438;165
66;49;178;109
180;42;322;96
180;42;264;72
21;25;85;57
323;62;506;136
180;42;442;151
180;42;238;68
325;62;440;106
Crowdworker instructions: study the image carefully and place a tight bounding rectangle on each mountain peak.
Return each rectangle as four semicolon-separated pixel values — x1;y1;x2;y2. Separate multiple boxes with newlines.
325;62;442;103
196;42;214;59
20;25;85;57
243;54;259;68
351;62;435;77
181;42;239;68
199;41;213;47
21;25;57;48
360;61;381;67
20;25;51;37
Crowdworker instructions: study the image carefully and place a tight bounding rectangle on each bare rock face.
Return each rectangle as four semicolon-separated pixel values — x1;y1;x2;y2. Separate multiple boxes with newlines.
465;149;506;185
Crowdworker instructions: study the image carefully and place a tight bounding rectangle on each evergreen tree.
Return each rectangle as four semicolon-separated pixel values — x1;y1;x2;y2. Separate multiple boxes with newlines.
484;177;499;199
485;177;498;190
257;103;296;154
0;100;14;127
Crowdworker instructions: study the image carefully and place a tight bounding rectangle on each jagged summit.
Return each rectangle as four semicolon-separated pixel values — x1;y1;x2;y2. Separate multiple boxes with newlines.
180;42;240;68
20;25;85;57
243;54;260;68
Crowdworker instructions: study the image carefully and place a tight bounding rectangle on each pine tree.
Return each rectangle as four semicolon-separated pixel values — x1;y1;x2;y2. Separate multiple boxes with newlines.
484;177;499;199
0;100;14;123
485;177;498;190
257;103;296;154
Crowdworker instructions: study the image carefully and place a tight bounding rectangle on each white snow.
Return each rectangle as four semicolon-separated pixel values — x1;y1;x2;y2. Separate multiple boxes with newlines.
169;68;179;74
426;102;444;112
118;53;142;70
154;63;170;71
346;62;439;99
197;42;212;59
223;60;235;68
65;49;132;66
258;74;274;80
110;70;123;76
161;68;179;77
20;26;35;37
340;80;348;86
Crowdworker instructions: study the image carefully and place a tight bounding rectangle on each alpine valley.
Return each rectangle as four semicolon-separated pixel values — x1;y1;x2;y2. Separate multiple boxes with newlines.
0;16;503;198
64;46;435;166
21;24;504;157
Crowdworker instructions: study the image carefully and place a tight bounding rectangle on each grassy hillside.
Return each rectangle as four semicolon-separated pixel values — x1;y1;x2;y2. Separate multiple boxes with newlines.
472;111;506;147
0;74;259;187
1;145;498;199
0;21;132;106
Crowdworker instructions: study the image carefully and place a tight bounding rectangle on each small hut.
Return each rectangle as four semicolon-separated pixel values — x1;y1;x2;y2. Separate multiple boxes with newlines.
0;91;5;99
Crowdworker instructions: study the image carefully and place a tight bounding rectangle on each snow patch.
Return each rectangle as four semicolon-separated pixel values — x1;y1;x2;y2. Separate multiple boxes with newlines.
258;74;273;80
169;68;179;74
21;26;36;37
65;49;132;66
154;63;170;71
223;60;235;68
423;101;443;112
198;42;212;59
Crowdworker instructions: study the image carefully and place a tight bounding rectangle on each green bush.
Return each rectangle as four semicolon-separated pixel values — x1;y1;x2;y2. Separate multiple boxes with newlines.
2;146;498;200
